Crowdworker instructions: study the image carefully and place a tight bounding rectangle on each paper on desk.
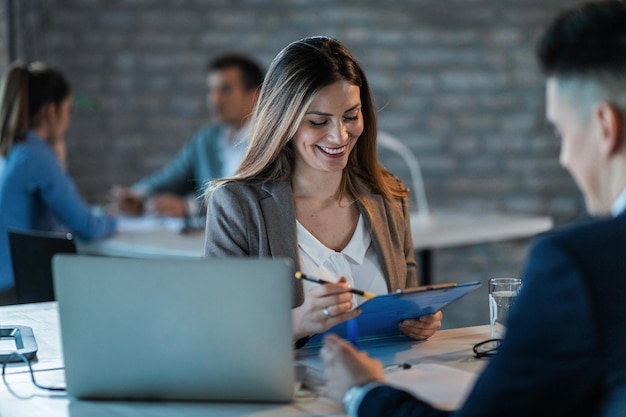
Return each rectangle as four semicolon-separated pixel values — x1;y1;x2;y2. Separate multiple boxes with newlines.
385;363;478;411
116;216;185;232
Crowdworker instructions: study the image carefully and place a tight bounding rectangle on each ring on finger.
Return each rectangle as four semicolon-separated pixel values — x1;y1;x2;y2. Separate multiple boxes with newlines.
323;307;331;318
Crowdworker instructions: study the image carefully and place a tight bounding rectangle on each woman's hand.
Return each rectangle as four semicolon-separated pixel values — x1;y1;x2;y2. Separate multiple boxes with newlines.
398;310;443;340
292;276;361;340
145;194;187;217
50;137;67;170
320;333;384;402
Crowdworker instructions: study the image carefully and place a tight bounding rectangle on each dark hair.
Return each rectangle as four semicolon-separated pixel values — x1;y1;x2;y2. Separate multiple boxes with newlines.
207;54;264;92
537;1;626;77
0;62;71;156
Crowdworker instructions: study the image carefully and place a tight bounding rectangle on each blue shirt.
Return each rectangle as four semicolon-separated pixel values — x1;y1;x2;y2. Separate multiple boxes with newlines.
130;124;250;215
0;132;117;290
132;124;232;198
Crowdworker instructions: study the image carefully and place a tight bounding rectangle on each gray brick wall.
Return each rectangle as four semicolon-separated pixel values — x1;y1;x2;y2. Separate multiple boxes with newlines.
5;0;587;328
0;2;8;71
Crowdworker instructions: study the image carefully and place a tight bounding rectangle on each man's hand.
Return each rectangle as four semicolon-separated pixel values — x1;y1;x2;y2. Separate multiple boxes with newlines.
110;186;144;216
320;334;384;402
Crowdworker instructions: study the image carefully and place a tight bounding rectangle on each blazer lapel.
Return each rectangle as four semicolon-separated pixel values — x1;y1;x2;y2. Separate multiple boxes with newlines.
354;180;399;293
260;181;304;306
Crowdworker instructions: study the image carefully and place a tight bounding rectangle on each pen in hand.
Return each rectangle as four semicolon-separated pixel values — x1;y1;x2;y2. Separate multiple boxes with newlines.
294;272;376;300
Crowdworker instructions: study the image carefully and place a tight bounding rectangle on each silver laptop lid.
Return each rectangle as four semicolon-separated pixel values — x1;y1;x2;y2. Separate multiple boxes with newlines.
52;255;294;402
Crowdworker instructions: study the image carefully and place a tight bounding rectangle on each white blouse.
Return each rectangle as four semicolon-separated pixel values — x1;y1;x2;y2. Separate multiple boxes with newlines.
296;214;388;306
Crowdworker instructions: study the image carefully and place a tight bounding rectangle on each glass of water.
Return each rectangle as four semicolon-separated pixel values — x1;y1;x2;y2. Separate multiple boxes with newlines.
489;278;522;339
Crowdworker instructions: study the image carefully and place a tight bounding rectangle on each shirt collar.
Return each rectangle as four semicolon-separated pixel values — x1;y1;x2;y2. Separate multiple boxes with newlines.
296;214;370;267
221;123;251;148
234;122;251;145
296;221;334;267
342;214;371;264
611;187;626;218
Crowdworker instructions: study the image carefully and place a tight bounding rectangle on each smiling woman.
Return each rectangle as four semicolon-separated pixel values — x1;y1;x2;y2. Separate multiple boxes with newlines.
204;36;443;347
293;81;363;173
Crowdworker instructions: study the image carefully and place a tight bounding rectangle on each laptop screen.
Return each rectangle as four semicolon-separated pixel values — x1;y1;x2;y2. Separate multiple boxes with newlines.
52;255;295;402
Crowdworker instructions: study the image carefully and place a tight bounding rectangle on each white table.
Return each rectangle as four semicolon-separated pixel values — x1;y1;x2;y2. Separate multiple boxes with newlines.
0;302;490;417
410;211;552;284
77;216;205;259
78;212;552;284
410;211;552;250
78;228;205;259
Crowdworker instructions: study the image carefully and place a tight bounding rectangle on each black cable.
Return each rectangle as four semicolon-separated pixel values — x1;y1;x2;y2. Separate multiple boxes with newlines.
2;352;66;392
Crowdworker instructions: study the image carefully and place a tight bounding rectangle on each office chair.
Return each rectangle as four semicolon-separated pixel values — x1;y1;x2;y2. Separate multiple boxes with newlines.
377;131;431;222
8;229;77;304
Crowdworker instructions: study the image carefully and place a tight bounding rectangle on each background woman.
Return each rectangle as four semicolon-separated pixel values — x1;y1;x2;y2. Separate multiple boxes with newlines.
0;62;116;303
205;37;442;345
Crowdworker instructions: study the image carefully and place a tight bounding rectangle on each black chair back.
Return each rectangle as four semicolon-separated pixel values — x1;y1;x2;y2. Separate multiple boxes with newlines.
8;229;77;304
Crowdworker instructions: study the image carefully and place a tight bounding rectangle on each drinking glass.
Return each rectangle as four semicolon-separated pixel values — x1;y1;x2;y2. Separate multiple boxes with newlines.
489;278;522;338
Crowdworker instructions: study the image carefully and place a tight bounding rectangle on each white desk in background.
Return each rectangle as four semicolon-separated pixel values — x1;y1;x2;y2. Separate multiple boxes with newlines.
78;212;552;284
77;216;205;259
0;302;489;417
410;211;553;285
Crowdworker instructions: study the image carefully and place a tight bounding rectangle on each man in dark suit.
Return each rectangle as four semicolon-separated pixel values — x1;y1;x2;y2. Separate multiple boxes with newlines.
321;2;626;416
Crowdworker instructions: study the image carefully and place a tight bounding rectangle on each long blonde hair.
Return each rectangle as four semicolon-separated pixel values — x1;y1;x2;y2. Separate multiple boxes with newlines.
206;36;407;202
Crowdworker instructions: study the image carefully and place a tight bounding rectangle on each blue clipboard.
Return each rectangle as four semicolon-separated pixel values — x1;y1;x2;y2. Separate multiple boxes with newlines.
308;281;481;345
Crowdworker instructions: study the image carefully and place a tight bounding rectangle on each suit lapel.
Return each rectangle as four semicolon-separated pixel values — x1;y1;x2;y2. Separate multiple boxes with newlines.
354;180;398;293
260;181;304;306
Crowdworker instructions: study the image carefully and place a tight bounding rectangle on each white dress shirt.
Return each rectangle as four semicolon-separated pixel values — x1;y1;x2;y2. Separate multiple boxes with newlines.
186;124;250;216
297;214;387;306
220;123;251;178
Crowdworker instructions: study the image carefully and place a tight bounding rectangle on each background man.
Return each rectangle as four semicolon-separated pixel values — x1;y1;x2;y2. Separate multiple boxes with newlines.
113;54;264;217
321;1;626;416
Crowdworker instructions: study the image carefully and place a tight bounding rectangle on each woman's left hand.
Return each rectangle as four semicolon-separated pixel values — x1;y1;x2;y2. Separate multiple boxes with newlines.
398;310;443;340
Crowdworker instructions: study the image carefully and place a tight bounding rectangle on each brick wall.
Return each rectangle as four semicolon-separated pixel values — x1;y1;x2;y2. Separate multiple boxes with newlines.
6;0;586;327
0;2;8;71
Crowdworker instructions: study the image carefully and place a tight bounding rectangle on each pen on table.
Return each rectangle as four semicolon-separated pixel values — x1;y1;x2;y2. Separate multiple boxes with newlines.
294;272;376;300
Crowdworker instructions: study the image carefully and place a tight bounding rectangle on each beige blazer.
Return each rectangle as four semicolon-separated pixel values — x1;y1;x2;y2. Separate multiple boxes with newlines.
204;179;418;307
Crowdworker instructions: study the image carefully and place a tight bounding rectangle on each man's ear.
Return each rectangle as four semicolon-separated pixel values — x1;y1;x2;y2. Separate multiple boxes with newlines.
597;102;624;157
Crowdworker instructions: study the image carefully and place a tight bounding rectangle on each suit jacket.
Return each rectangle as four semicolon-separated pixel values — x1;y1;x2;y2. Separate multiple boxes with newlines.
204;179;418;307
359;213;626;417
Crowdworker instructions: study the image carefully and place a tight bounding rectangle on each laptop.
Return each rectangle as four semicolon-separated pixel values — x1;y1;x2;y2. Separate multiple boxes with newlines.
52;254;295;402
